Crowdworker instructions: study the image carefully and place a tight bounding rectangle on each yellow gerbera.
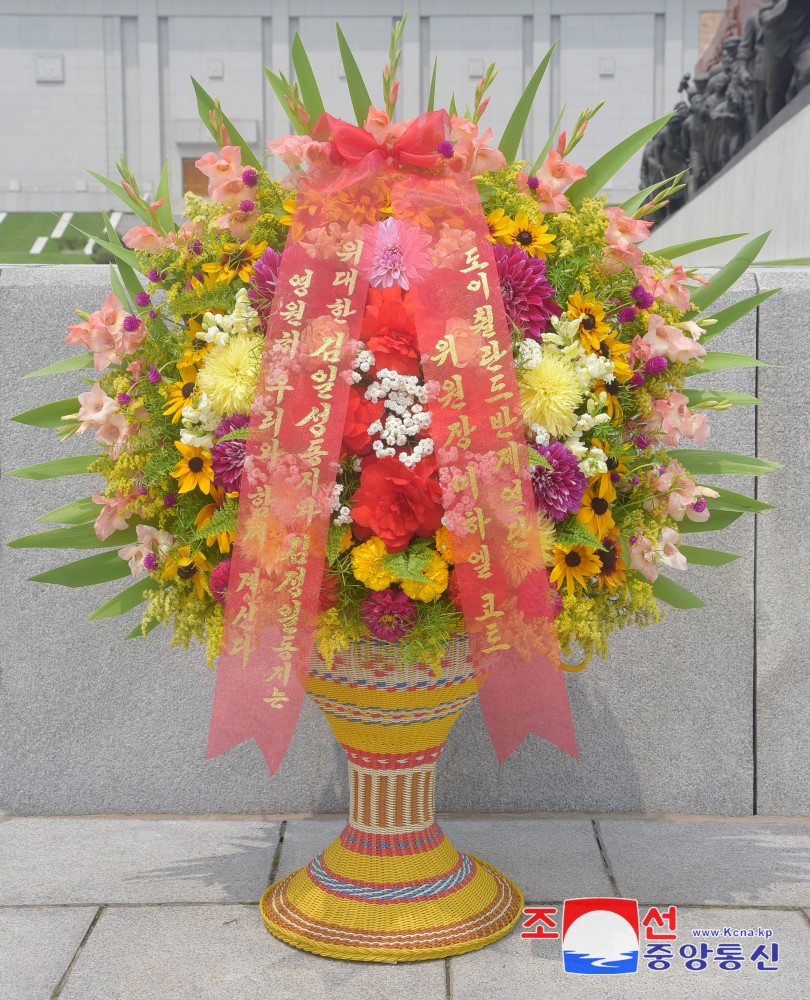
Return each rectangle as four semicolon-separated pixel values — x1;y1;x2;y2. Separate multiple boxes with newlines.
201;240;267;284
180;319;212;368
170;441;214;495
512;212;556;258
486;208;518;246
162;546;210;601
162;364;198;423
549;545;602;594
577;487;616;540
351;537;396;591
596;535;627;593
593;332;634;384
568;291;609;350
399;552;449;602
279;195;297;228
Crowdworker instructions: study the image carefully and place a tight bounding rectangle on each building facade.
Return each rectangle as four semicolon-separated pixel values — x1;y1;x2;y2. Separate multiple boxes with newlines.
1;0;724;212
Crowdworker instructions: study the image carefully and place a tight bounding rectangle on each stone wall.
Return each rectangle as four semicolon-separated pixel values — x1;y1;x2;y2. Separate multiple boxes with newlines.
0;264;806;817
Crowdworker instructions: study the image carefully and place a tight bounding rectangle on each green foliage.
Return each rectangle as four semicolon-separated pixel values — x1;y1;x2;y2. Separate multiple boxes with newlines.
291;33;326;120
37;497;98;524
29;550;132;587
555;518;604;550
687;232;771;316
8;455;97;480
652;574;706;609
11;398;79;428
88;579;160;619
23;353;97;379
194;499;238;542
381;539;435;583
336;23;372;125
498;44;555;162
669;450;782;477
678;544;739;566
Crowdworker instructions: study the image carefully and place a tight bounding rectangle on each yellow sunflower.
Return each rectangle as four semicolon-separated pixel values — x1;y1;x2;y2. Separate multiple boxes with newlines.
511;212;556;258
549;545;602;594
596;535;627;593
593;332;634;384
195;486;237;554
180;318;212;368
279;195;297;227
486;208;518;246
590;438;632;503
577;487;616;540
568;291;609;350
593;376;624;421
201;240;267;284
170;441;214;495
162;546;210;601
162;363;198;423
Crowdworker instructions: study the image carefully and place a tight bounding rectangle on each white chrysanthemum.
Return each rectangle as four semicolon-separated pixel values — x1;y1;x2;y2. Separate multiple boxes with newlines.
519;346;584;438
197;332;263;416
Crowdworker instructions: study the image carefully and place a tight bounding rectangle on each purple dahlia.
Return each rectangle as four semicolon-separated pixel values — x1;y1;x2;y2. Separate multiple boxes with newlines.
494;242;561;341
529;441;588;522
360;588;417;643
248;247;283;323
211;415;249;492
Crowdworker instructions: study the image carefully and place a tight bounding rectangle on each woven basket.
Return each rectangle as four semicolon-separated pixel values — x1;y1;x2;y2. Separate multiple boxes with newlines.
260;637;523;961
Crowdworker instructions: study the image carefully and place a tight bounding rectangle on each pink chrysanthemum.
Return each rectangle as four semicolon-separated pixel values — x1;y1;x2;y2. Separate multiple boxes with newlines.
494;243;561;340
360;587;417;642
248;247;283;323
360;217;432;291
211;415;249;492
210;557;232;604
529;441;588;522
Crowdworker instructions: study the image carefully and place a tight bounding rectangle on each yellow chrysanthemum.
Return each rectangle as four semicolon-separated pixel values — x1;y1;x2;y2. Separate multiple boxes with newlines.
577;487;616;540
399;551;449;602
196;332;263;417
549;545;602;594
435;526;455;565
568;291;609;350
512;212;556;258
536;513;557;568
486;208;518;246
161;546;210;601
351;537;396;591
162;363;198;423
170;441;214;495
519;346;585;438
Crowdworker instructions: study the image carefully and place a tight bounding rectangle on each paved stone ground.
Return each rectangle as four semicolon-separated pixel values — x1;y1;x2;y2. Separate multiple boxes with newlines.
1;814;808;999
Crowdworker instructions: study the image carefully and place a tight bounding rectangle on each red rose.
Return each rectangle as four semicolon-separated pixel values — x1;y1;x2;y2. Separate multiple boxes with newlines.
351;456;444;552
362;287;421;377
342;387;384;456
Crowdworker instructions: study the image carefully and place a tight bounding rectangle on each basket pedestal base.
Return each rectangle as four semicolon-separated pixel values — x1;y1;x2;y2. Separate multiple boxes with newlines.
260;821;523;962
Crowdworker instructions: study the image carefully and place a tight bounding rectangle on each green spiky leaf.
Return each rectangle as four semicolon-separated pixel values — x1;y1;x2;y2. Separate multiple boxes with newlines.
8;522;140;550
498;44;555;162
698;288;780;342
125;617;161;639
686;352;765;374
88;579;160;620
37;497;99;525
682;389;761;409
152;160;175;233
555;519;604;550
653;233;747;259
7;455;97;480
29;550;131;587
652;574;706;608
336;23;372;125
11;398;79;428
326;524;348;566
677;544;740;566
264;68;307;133
532;103;567;172
427;56;438;112
86;169;153;225
22;353;96;379
669;450;782;477
705;487;774;513
191;77;261;168
686;232;770;315
677;508;743;533
291;33;326;120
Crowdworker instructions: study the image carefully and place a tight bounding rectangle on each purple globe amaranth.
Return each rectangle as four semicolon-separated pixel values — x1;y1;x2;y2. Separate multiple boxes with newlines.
493;242;561;341
617;305;637;323
248;247;283;323
211;414;249;492
630;284;655;309
644;355;668;376
529;441;588;522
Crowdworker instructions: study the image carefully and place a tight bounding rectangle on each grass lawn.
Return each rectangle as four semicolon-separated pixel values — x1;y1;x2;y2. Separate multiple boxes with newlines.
0;212;112;265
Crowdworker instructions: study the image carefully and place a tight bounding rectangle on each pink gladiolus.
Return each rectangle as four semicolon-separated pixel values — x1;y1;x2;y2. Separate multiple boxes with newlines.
537;148;586;192
195;145;245;204
647;391;709;447
629;533;658;582
266;133;324;169
148;198;164;213
164;219;203;250
634;263;692;310
126;360;143;380
122;225;166;252
654;460;719;522
92;489;136;541
642;314;706;364
516;171;569;213
65;293;127;370
657;527;687;572
76;382;119;434
212;208;257;240
119;525;175;576
449;117;506;175
604;206;652;246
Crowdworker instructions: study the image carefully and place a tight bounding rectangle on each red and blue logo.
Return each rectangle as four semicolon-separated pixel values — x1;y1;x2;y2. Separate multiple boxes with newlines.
561;897;640;974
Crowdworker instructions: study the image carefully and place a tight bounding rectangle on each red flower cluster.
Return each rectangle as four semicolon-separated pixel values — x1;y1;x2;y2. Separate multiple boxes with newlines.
361;287;420;377
351;456;443;552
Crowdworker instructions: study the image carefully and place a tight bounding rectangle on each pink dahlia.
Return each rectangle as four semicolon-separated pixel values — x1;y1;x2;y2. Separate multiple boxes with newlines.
529;442;588;522
211;415;249;492
210;557;232;604
494;243;561;340
248;247;283;323
360;587;417;643
360;217;432;291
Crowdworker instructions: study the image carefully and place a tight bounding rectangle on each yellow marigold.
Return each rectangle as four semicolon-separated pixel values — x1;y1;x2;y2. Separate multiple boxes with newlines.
399;552;449;602
435;526;454;564
351;537;396;591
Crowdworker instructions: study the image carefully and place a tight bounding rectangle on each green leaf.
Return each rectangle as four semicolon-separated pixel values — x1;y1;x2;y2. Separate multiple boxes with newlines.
705;486;774;513
88;579;160;620
326;524;348;566
29;550;131;587
86;169;153;225
7;455;97;480
620;173;685;216
191;77;261;168
291;33;326;120
382;538;434;582
8;522;140;550
498;44;555;162
336;23;372;125
653;233;747;260
153;160;175;233
22;353;96;379
427;56;438;112
669;449;782;477
448;93;457;118
652;575;706;608
528;449;553;471
555;518;604;550
567;113;673;207
264;69;307;133
102;214;146;302
687;232;771;315
686;352;765;375
108;264;134;314
677;544;740;566
532;103;567;172
125;617;160;639
699;288;780;343
38;496;99;524
70;223;139;269
682;389;761;409
677;508;743;533
11;398;79;428
194;499;238;543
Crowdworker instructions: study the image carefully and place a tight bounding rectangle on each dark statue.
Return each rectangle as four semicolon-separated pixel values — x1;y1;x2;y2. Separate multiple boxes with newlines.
640;0;810;221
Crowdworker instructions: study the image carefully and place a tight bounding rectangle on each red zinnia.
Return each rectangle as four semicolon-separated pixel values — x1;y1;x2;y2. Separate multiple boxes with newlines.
361;287;420;377
351;456;444;552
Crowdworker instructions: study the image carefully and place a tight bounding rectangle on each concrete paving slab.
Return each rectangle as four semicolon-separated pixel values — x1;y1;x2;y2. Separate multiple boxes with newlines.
273;817;346;879
451;906;809;999
0;906;97;1000
0;818;280;905
442;818;614;902
597;819;810;906
58;904;447;1000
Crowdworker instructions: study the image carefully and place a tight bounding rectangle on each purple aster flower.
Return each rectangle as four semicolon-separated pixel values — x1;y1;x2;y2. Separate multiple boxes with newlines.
360;588;417;643
211;415;249;492
122;314;141;332
529;441;588;522
135;291;151;307
437;139;454;158
117;392;132;405
148;365;162;384
241;168;258;187
630;284;655;309
143;553;159;571
493;243;562;341
210;557;232;604
617;305;636;323
239;199;255;214
644;356;668;376
248;247;283;323
163;492;177;508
